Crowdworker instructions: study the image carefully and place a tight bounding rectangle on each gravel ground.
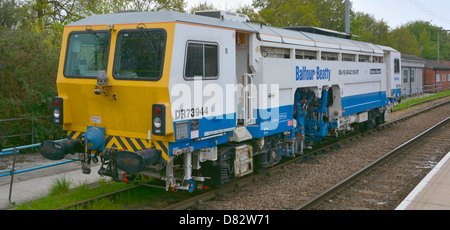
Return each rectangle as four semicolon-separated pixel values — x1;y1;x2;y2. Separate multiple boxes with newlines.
204;97;450;210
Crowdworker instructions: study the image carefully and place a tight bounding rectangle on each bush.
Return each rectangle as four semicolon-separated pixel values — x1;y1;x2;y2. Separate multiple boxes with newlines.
0;23;65;147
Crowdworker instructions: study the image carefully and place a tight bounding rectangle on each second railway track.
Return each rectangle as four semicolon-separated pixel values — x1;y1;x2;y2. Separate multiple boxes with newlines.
192;100;450;210
295;116;450;210
4;97;449;210
164;99;450;210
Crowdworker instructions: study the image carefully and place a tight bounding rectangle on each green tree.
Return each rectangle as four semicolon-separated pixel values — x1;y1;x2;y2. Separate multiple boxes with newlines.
236;4;261;22
125;0;186;12
404;20;450;60
388;26;421;56
252;0;318;27
0;0;21;28
20;0;187;32
350;12;390;45
188;0;216;14
310;0;347;32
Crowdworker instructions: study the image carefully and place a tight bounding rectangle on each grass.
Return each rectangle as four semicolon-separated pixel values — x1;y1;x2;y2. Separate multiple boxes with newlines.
15;177;134;210
48;177;72;196
14;175;198;210
393;90;450;111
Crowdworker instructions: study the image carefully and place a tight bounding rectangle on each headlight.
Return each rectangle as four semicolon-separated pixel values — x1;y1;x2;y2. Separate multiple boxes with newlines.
53;109;60;118
153;117;162;128
152;104;166;136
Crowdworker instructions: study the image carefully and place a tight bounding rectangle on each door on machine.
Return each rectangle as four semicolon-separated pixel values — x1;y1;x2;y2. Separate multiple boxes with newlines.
235;32;255;126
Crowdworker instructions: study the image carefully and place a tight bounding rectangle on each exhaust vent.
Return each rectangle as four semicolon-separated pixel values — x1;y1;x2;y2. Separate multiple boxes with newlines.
194;10;249;23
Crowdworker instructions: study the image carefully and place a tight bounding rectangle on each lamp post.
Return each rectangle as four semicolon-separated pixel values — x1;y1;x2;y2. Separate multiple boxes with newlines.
345;0;350;34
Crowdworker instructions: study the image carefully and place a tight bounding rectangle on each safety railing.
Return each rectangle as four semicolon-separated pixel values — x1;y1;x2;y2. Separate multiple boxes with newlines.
401;83;444;96
0;139;73;206
0;115;55;151
0;139;72;177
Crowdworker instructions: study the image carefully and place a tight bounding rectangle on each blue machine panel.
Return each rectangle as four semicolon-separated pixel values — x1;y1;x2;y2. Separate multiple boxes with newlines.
342;91;388;116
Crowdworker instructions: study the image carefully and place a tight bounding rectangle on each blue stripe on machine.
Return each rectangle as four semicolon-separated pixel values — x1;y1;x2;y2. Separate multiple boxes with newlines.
168;92;389;155
342;91;388;116
392;88;401;97
173;113;236;141
246;105;294;138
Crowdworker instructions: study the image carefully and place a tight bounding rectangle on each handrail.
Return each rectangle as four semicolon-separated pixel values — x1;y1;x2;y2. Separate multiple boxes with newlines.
0;115;55;151
0;139;67;156
1;139;78;206
0;139;69;176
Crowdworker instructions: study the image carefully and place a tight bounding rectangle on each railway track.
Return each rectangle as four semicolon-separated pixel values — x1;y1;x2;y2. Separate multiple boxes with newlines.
294;116;450;210
164;100;450;210
50;99;450;210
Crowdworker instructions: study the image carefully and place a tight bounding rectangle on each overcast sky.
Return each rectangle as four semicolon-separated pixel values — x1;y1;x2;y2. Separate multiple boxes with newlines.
186;0;450;30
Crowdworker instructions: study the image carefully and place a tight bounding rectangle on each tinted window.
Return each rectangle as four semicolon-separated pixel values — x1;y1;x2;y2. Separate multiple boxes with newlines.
185;42;218;79
185;43;203;78
113;29;166;80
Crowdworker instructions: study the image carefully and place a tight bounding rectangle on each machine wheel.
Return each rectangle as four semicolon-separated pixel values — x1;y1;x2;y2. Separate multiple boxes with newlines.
219;158;234;184
201;146;234;187
254;146;281;173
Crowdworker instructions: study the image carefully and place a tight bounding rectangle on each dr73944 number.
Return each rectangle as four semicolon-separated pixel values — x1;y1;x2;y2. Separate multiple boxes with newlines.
174;107;209;120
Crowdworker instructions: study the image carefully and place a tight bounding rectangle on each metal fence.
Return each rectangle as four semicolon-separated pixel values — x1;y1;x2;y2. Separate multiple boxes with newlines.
401;83;444;97
0;116;50;150
0;139;71;206
0;115;67;153
0;115;67;206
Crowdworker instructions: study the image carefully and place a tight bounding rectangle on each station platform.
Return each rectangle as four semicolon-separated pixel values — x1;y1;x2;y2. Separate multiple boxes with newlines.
396;151;450;210
0;161;103;210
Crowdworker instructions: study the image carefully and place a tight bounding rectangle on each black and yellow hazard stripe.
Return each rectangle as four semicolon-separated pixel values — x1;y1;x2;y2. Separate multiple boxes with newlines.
67;131;169;163
105;135;151;152
153;140;169;163
68;131;83;140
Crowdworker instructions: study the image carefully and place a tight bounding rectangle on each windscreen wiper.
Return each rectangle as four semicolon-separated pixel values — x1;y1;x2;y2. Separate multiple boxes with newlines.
138;27;157;55
86;28;102;50
85;28;108;71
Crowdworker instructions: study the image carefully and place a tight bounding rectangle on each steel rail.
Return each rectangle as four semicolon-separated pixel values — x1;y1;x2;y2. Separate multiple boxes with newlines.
5;96;449;210
293;116;450;210
162;99;450;210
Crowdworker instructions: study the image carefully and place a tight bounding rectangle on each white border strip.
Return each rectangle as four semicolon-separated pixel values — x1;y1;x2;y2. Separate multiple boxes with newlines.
396;151;450;210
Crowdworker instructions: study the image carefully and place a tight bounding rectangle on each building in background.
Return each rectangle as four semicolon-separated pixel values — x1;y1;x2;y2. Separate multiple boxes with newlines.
423;59;450;93
400;54;450;95
401;54;425;96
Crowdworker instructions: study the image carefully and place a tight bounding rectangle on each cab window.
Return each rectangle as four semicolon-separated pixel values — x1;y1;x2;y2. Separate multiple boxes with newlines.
113;28;166;80
64;31;110;78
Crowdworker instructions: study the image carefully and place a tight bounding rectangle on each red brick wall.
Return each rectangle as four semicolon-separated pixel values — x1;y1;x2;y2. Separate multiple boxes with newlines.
422;68;450;92
437;61;450;66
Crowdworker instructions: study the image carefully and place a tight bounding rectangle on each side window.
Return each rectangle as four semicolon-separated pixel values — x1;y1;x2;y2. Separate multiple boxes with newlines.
342;53;355;62
358;55;370;63
394;58;400;74
321;52;338;61
403;70;408;83
185;42;218;80
295;49;317;60
373;56;383;63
